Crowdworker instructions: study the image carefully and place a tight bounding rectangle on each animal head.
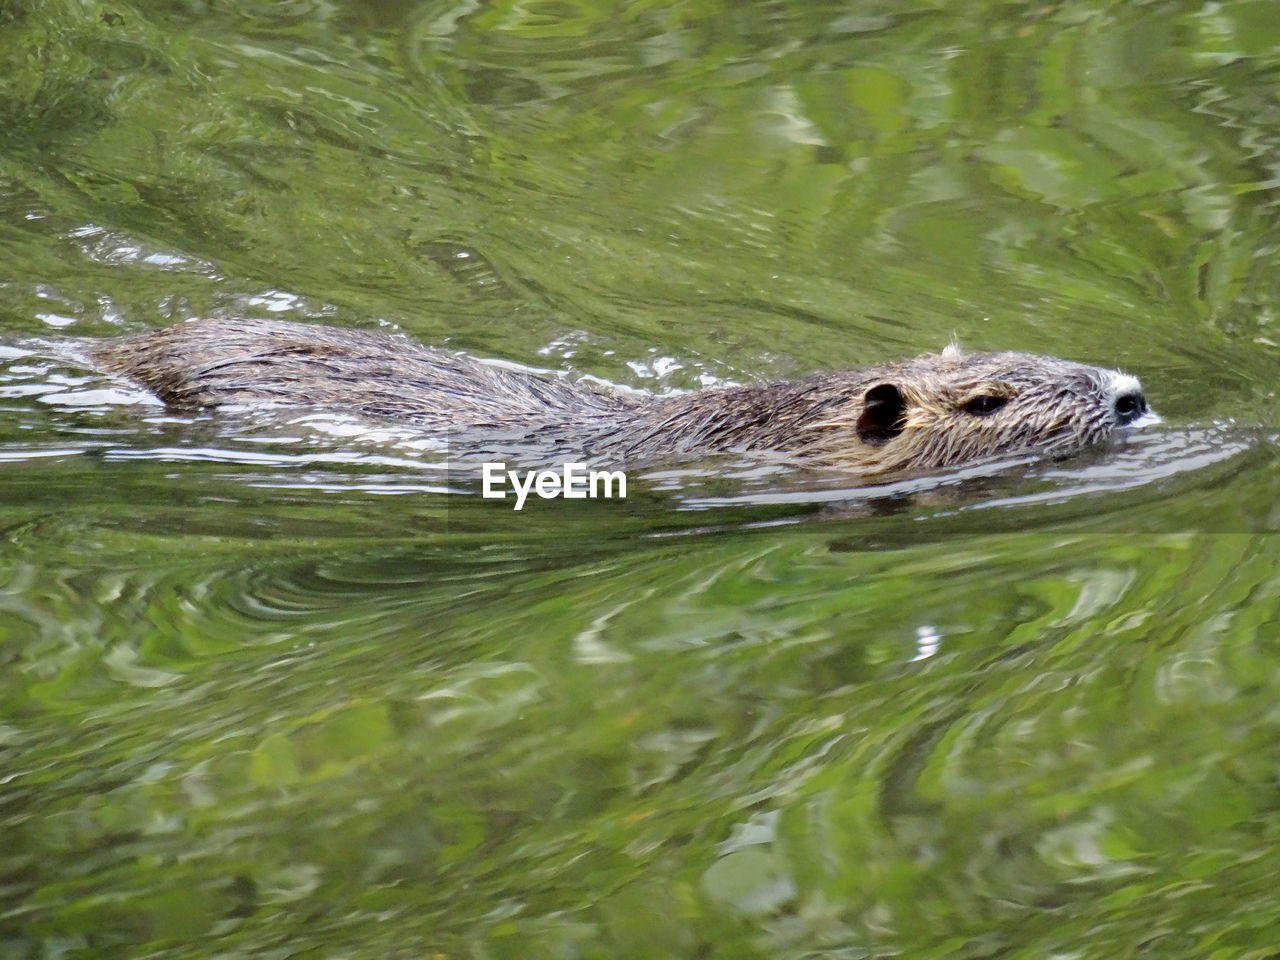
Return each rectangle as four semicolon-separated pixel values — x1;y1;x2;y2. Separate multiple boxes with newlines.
802;345;1156;474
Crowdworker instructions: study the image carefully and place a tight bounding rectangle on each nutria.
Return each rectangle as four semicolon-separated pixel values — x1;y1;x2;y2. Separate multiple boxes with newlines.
91;318;1155;477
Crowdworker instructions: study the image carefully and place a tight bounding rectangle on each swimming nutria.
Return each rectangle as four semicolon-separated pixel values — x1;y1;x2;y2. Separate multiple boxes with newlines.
91;318;1155;477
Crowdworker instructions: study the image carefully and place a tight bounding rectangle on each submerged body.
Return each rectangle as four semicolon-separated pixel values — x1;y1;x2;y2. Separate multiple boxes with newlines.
92;318;1155;477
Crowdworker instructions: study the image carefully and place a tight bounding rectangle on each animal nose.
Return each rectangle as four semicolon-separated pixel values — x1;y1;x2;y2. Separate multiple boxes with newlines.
1114;391;1148;425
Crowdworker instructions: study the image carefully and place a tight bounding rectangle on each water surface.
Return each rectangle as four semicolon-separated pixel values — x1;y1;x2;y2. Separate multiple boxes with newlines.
3;2;1280;958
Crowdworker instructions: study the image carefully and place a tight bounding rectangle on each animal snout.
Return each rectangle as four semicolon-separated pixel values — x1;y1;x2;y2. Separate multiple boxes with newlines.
1113;390;1149;426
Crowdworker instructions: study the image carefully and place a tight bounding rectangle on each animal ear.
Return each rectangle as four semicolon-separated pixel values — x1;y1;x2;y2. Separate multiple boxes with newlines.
857;383;906;446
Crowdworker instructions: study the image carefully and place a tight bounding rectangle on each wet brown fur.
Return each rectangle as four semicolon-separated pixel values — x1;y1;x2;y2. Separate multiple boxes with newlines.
92;318;1147;477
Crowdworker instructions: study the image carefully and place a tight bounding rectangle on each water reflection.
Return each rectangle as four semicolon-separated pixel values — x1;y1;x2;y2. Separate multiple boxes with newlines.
4;488;1280;955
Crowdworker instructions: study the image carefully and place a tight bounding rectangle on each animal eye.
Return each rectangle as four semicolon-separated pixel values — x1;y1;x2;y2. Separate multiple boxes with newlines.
963;394;1007;416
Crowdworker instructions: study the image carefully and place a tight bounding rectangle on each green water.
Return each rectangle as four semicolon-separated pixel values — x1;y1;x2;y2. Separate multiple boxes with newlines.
4;1;1280;957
